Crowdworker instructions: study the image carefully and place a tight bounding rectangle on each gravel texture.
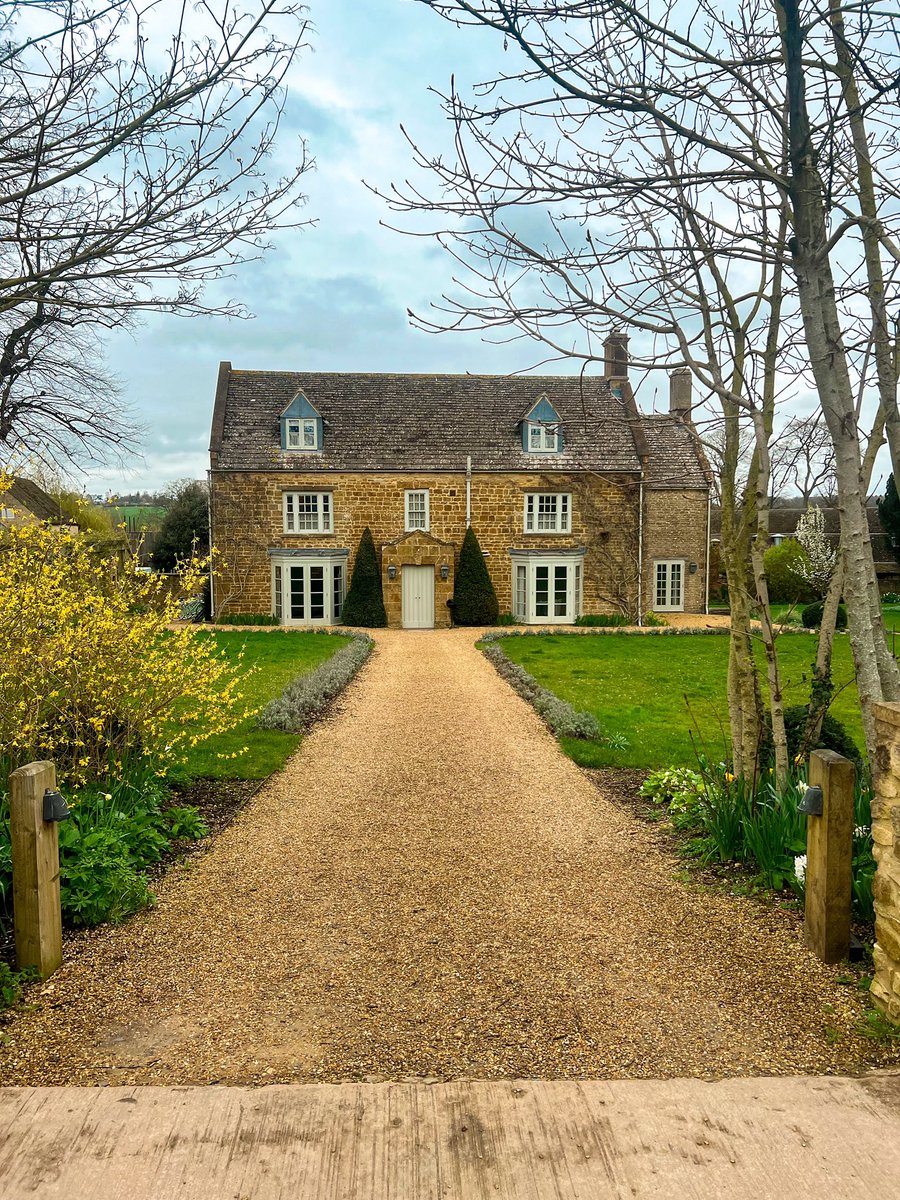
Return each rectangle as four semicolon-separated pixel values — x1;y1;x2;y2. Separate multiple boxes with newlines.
1;629;897;1086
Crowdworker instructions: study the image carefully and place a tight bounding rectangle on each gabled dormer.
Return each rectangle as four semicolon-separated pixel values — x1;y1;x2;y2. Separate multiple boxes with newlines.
280;391;323;452
520;395;563;454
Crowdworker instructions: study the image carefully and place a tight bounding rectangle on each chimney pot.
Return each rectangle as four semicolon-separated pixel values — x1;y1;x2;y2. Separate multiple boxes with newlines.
669;368;693;417
603;330;629;379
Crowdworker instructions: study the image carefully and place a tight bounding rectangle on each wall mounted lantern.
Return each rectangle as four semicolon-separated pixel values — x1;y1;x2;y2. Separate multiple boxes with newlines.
42;789;71;822
798;784;823;816
440;563;450;581
689;562;699;574
387;565;397;581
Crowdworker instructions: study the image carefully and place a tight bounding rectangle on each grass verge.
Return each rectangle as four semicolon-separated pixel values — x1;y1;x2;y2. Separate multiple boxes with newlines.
495;629;864;770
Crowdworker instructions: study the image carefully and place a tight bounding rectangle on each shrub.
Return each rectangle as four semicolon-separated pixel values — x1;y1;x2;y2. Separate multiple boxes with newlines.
882;591;900;604
481;642;607;740
341;527;387;627
763;539;817;603
782;704;862;766
151;480;209;572
0;489;250;786
643;611;668;627
453;527;499;625
0;764;208;930
801;601;847;629
496;612;519;626
575;613;631;627
258;633;373;731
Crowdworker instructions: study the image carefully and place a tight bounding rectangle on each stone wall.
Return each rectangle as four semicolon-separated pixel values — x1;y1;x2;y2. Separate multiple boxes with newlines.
209;469;709;624
871;701;900;1020
643;489;709;615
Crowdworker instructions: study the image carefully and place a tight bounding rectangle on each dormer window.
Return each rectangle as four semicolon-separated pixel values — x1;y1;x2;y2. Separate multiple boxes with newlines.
521;395;563;454
527;422;559;453
286;418;319;450
280;391;323;452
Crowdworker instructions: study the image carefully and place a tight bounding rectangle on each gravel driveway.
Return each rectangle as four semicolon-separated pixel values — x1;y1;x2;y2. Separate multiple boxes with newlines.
0;630;894;1085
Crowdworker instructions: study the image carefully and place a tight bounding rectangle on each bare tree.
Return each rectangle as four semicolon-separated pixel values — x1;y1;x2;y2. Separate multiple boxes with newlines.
769;414;837;506
0;0;313;466
388;0;900;760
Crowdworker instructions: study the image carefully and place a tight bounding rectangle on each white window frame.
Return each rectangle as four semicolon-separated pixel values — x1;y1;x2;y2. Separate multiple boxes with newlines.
523;492;571;534
270;555;346;625
283;491;332;535
526;422;560;453
404;489;430;532
653;559;685;612
285;417;319;451
510;552;584;625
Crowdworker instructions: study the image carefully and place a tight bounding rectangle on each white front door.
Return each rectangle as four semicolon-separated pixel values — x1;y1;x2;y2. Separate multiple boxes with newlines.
402;565;435;629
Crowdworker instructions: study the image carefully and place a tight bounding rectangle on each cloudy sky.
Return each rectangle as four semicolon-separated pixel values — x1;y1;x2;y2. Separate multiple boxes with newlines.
91;0;544;494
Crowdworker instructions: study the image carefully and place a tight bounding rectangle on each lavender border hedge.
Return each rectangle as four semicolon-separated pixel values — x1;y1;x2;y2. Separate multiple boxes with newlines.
481;641;605;741
258;632;374;732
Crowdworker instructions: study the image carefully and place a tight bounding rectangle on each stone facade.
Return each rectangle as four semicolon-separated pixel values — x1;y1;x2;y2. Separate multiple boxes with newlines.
209;468;709;626
643;489;710;615
871;701;900;1020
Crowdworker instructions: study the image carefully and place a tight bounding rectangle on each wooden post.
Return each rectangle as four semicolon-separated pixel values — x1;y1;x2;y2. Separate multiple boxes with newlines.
10;761;63;978
804;749;855;964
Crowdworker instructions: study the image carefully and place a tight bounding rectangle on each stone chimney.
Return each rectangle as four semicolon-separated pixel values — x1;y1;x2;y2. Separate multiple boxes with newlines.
669;368;693;418
603;330;629;379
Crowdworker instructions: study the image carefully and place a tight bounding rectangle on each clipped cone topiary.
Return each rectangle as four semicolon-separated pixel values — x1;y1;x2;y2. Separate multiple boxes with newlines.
452;526;499;625
341;526;387;627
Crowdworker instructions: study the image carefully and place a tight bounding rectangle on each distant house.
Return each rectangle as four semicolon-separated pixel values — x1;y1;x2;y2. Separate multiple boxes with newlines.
208;335;712;628
768;503;900;593
0;477;74;531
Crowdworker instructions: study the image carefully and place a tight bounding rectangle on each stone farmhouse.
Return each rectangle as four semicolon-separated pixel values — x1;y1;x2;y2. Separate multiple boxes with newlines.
208;335;711;628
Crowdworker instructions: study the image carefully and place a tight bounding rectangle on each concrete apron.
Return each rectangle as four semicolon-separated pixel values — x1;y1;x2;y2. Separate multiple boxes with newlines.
1;1075;899;1199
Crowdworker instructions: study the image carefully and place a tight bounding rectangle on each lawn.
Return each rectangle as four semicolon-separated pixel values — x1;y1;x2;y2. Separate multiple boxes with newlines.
171;630;351;780
497;630;865;770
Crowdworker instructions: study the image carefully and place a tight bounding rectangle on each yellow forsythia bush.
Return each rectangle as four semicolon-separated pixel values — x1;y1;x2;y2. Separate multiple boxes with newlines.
0;507;250;785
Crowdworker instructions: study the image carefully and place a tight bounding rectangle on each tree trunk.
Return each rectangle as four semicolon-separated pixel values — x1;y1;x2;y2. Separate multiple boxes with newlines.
778;0;900;761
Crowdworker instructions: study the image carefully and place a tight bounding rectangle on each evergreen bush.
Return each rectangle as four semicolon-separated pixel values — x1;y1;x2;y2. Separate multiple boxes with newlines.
452;526;499;625
341;527;387;627
801;601;847;630
878;473;900;566
763;539;817;603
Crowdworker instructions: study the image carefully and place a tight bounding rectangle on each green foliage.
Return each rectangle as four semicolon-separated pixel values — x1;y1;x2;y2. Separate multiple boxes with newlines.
341;527;387;627
495;612;520;626
877;474;900;567
647;758;875;916
0;763;208;931
643;611;668;627
574;613;631;627
215;612;279;626
763;539;818;603
53;491;128;553
452;527;499;625
781;704;863;767
151;480;209;572
801;601;847;629
882;591;900;604
0;962;36;1009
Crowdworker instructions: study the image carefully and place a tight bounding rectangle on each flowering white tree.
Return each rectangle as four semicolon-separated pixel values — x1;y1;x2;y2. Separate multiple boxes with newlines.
793;508;837;599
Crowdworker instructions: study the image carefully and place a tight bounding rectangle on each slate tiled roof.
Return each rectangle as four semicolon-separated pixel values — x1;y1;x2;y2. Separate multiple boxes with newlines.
210;368;709;488
640;414;712;490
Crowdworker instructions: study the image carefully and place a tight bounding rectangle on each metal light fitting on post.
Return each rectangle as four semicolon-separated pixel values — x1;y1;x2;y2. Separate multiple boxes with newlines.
798;784;824;816
42;789;70;823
